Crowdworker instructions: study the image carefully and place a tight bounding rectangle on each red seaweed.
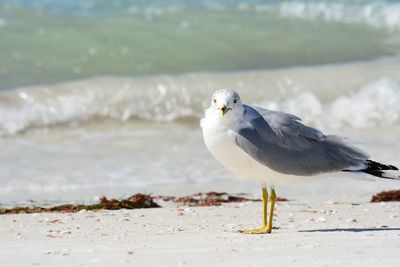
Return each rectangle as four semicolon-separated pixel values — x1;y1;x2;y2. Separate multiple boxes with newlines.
0;192;288;214
0;194;160;214
175;192;287;207
371;190;400;202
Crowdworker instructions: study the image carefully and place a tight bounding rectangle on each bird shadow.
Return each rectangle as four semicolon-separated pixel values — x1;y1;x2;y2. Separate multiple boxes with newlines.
299;227;400;233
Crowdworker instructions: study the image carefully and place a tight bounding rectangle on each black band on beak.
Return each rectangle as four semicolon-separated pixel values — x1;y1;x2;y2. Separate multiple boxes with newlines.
220;106;231;116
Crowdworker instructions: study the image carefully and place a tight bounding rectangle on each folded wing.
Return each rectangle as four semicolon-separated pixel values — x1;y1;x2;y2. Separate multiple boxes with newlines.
232;105;369;176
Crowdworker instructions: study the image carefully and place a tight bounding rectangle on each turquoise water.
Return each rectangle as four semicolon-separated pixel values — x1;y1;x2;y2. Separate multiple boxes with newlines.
1;0;399;90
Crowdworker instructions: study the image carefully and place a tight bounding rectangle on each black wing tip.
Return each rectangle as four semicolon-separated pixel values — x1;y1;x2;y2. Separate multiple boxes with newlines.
360;160;399;179
343;160;399;179
365;160;399;171
361;170;395;179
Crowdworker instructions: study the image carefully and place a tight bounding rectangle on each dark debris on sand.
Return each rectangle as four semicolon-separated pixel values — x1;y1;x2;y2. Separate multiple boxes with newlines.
175;192;287;207
371;190;400;202
0;194;160;215
0;192;288;214
175;192;259;206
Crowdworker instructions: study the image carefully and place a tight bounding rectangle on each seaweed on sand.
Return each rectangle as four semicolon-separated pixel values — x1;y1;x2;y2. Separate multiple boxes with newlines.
175;192;287;207
371;190;400;202
0;192;288;214
0;194;160;214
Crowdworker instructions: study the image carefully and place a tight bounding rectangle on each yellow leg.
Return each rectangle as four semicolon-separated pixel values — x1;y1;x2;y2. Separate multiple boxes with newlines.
261;186;268;227
267;188;276;233
240;186;273;234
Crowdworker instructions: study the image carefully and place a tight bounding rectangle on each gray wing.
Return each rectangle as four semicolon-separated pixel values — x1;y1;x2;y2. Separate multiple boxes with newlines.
233;104;369;176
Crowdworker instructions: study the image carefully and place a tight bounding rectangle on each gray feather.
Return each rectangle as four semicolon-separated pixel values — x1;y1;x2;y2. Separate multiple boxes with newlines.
233;105;369;176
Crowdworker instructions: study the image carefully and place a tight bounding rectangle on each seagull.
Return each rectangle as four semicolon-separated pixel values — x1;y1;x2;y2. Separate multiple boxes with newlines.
201;88;399;234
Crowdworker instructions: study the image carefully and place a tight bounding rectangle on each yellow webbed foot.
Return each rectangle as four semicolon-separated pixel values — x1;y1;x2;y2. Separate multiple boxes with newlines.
239;225;271;234
239;186;276;235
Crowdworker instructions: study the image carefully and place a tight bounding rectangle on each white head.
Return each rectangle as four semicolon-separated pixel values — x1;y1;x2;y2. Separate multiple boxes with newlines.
206;89;244;124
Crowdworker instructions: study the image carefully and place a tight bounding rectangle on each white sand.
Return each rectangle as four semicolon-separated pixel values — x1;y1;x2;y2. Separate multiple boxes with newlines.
1;200;400;267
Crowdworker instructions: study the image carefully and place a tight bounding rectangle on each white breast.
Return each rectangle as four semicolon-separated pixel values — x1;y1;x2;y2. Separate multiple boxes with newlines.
201;116;304;186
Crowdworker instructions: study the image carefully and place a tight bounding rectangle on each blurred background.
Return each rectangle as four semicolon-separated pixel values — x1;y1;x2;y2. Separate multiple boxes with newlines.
0;0;399;205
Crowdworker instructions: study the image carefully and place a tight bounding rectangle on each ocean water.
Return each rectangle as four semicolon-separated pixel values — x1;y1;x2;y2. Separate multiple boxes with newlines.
1;0;400;204
2;0;400;90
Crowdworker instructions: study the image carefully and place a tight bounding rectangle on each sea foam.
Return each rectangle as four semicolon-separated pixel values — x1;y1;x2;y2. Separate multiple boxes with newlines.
1;62;400;135
277;1;400;31
262;78;400;130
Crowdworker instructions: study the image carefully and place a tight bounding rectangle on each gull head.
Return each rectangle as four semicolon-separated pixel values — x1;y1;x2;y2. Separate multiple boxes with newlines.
206;89;244;123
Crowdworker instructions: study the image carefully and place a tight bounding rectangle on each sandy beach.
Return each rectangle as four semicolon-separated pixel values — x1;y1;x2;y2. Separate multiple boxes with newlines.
1;200;400;267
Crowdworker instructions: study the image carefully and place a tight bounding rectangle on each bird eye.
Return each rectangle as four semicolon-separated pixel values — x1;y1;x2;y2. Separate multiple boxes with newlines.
233;99;238;104
213;98;216;104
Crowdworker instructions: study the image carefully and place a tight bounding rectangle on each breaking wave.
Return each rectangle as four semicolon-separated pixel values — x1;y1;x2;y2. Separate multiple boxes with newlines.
263;78;400;129
276;0;400;31
1;67;399;136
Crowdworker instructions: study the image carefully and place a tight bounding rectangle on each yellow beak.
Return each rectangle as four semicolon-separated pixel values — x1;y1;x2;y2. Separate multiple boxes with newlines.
219;105;230;116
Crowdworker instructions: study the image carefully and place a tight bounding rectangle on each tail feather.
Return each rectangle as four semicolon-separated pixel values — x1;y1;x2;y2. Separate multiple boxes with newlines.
359;160;399;179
